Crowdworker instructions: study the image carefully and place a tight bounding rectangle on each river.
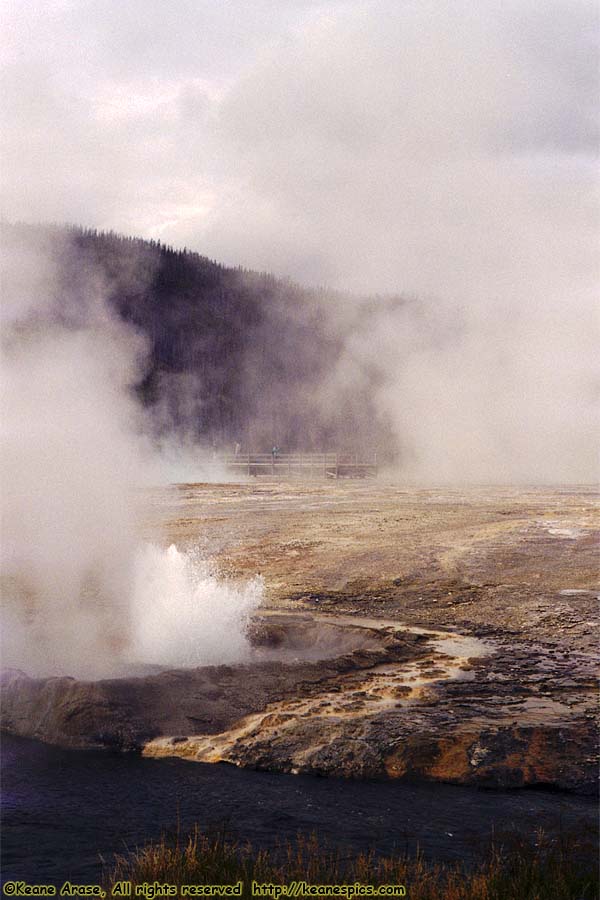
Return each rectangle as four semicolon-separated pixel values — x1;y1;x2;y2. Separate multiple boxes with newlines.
2;734;597;885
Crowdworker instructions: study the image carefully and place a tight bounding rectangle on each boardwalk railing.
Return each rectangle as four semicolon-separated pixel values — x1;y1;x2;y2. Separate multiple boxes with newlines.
220;452;378;479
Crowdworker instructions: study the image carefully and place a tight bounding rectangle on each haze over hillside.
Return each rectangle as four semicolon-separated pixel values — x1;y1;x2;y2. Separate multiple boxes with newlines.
2;219;598;482
2;221;398;459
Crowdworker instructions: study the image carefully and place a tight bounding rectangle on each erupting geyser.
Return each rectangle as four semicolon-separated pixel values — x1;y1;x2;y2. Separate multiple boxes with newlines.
1;541;264;679
0;230;262;681
130;543;264;669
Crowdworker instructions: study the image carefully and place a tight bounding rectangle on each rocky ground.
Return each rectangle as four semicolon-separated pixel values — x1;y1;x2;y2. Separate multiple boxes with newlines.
156;482;598;651
2;481;598;793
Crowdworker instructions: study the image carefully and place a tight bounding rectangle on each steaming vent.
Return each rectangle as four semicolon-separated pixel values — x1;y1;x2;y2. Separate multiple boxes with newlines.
1;543;264;679
1;542;384;681
129;544;263;671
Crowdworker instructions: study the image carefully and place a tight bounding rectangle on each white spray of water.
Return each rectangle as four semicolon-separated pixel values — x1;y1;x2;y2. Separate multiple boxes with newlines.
129;544;263;668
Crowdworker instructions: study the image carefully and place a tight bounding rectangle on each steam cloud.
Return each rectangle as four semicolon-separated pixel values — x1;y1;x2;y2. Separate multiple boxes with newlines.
131;545;263;669
0;232;261;678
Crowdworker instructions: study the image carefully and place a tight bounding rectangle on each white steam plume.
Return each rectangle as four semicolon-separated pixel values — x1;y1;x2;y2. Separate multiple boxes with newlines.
130;544;263;669
0;229;260;678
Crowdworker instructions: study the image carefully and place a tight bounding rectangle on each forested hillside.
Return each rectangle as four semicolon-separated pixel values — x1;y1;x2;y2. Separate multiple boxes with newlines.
3;222;399;458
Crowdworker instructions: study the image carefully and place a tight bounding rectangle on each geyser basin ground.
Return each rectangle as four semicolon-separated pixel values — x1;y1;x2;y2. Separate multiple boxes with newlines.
1;482;598;794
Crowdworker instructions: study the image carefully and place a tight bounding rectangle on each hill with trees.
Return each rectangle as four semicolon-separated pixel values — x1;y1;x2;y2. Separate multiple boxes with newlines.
3;222;401;459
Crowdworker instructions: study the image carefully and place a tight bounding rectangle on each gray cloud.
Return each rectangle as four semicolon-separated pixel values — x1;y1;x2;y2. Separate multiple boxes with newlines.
2;1;596;283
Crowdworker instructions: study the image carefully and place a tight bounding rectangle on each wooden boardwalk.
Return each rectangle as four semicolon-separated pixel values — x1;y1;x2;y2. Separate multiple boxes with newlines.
220;452;378;479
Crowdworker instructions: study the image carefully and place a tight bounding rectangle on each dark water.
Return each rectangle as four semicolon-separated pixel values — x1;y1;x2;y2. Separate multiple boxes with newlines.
1;734;597;885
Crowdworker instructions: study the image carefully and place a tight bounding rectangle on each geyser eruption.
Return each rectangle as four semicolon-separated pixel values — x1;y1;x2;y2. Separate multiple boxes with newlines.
130;544;263;668
0;228;259;679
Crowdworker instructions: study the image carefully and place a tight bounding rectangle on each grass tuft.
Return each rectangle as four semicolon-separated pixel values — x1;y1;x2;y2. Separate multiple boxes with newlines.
104;825;598;900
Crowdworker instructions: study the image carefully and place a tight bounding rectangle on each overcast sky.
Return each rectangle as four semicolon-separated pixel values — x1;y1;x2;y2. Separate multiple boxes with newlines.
1;0;597;294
